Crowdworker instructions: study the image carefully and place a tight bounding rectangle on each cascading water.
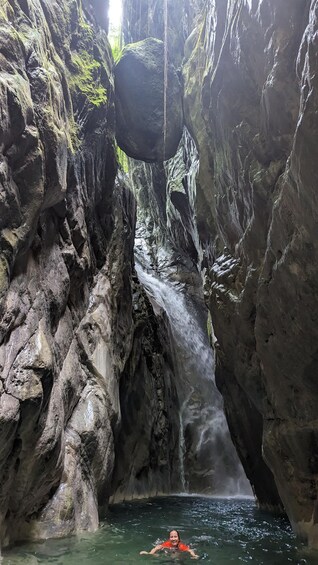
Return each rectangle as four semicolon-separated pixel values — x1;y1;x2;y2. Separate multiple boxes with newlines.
132;126;251;496
135;259;251;495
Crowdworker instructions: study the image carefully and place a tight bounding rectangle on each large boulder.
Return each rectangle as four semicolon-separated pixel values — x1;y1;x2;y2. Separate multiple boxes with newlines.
114;37;183;162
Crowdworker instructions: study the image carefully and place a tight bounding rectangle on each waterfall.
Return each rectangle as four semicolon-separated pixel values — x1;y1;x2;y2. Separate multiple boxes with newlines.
178;403;187;492
135;260;252;496
130;123;251;495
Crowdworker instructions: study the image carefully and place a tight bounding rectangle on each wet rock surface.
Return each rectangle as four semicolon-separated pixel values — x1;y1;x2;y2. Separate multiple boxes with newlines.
0;0;179;546
2;0;318;551
109;272;181;502
122;0;318;548
183;0;318;546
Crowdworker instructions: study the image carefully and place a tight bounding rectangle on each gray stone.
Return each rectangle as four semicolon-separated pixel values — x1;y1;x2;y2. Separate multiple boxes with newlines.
115;37;183;162
183;0;318;546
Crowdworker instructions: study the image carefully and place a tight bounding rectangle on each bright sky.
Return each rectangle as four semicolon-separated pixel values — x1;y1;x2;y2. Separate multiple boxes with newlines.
108;0;123;29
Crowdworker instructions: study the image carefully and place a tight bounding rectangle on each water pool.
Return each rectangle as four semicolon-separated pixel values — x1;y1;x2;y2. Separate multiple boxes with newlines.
3;496;318;564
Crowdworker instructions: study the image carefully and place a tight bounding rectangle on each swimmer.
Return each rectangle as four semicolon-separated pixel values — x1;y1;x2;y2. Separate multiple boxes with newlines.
140;529;199;559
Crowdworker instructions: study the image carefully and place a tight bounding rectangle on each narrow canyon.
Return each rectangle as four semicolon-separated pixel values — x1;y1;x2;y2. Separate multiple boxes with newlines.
0;0;318;550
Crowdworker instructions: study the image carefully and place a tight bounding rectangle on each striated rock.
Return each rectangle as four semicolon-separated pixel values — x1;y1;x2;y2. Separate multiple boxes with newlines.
183;0;318;547
122;0;318;548
0;0;188;541
122;0;204;67
0;0;135;546
0;0;203;547
82;0;109;31
121;0;250;498
110;272;181;502
114;37;183;162
3;0;318;551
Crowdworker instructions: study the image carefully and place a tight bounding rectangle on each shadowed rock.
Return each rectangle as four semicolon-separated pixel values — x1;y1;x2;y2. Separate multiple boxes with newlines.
0;1;188;545
114;37;183;162
183;0;318;547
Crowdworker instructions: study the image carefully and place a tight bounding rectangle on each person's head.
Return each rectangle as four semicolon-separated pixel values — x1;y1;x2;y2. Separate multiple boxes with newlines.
169;530;180;547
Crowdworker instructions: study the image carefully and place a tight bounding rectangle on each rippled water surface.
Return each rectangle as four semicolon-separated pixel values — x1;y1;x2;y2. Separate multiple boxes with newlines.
3;496;318;564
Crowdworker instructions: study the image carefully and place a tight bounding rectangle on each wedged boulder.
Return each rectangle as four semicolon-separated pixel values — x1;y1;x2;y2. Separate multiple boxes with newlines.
114;37;183;162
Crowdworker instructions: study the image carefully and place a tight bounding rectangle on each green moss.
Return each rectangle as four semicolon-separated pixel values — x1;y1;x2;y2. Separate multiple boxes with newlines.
116;145;129;173
69;49;107;107
0;255;9;296
111;41;122;63
67;116;81;153
79;20;93;37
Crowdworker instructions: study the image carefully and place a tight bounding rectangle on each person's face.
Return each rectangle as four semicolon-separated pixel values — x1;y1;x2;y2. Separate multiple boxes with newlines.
169;531;179;546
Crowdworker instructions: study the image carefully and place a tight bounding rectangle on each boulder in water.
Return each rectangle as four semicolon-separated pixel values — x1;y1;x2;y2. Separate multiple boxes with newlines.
114;37;183;162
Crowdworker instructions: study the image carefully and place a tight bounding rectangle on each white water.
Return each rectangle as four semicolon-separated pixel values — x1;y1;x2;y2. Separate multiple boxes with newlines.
133;122;251;495
135;262;252;496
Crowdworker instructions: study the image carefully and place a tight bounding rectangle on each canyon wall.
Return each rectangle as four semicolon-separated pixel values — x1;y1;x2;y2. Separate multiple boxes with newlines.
183;0;318;547
121;0;318;547
0;0;178;545
2;0;318;550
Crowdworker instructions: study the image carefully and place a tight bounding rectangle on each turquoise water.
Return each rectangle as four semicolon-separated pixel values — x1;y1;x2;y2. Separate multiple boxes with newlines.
3;496;318;564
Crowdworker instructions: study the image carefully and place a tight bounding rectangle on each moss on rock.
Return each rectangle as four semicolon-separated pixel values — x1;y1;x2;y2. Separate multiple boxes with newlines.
69;49;107;106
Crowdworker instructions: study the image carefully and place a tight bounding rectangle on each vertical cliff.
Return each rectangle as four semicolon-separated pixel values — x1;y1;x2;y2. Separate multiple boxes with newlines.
3;0;318;550
0;0;180;545
0;0;124;543
183;0;318;547
117;0;251;499
119;0;318;548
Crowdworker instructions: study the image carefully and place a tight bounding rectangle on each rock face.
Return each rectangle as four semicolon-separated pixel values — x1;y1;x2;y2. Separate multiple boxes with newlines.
3;0;318;551
110;272;181;501
0;0;180;546
114;37;183;162
123;0;318;549
116;125;251;496
0;0;124;544
182;0;318;547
